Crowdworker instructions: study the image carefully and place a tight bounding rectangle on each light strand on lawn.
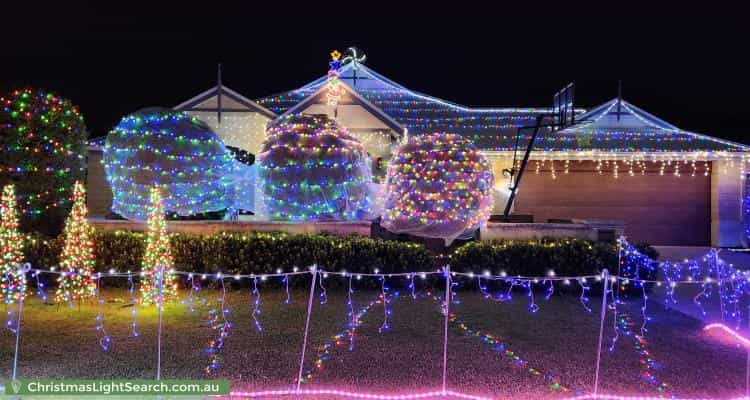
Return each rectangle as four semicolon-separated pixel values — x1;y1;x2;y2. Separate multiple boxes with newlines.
436;296;580;395
283;274;291;304
617;310;672;397
184;273;196;313
94;276;111;351
251;276;262;332
128;273;139;337
205;278;231;374
319;271;328;305
347;275;355;351
300;293;387;383
578;278;592;312
379;275;391;333
409;273;417;300
32;270;48;303
525;280;539;313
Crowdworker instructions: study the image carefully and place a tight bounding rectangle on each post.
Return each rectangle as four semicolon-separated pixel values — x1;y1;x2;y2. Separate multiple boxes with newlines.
156;265;165;380
296;266;318;396
11;288;24;381
442;265;452;395
594;269;610;396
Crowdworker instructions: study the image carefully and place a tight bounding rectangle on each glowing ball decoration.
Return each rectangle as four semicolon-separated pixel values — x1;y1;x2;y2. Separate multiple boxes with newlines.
104;108;238;221
258;113;372;221
0;88;87;234
382;133;493;244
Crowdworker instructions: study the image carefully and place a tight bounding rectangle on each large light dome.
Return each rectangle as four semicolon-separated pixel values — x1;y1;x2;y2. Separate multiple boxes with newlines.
382;133;493;244
258;113;372;221
104;108;239;220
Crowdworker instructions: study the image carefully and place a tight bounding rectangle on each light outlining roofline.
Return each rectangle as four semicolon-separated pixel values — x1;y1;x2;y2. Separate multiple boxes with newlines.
295;63;583;114
481;150;748;160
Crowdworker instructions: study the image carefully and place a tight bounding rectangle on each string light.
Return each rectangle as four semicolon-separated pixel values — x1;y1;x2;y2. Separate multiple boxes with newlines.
94;276;112;351
0;184;26;304
0;88;86;218
206;277;231;374
326;50;344;107
382;133;493;244
251;276;262;332
139;187;177;305
55;181;96;303
258;113;372;221
104;109;241;220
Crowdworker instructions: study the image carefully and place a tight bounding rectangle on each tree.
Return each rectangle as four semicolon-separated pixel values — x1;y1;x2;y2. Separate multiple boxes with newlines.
56;181;97;303
0;184;26;304
0;88;88;235
140;187;177;305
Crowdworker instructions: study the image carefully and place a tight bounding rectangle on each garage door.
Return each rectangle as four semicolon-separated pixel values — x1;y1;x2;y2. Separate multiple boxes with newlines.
513;160;710;245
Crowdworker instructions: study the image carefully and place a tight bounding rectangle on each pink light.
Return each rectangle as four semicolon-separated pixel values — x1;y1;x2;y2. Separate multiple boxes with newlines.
228;389;749;400
704;323;750;348
229;389;493;400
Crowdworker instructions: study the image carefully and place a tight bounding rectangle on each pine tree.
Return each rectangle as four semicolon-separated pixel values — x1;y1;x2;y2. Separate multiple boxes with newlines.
140;187;177;305
0;184;26;304
56;181;97;303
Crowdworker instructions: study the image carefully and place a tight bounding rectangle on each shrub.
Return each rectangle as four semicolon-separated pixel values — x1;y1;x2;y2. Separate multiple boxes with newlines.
24;230;435;276
449;238;658;281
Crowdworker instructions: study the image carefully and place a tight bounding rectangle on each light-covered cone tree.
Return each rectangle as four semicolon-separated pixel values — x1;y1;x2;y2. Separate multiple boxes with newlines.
0;184;26;304
140;187;177;305
56;181;97;303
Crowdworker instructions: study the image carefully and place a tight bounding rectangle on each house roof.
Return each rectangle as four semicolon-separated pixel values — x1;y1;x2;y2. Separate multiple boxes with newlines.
547;97;748;153
257;62;747;154
175;84;277;119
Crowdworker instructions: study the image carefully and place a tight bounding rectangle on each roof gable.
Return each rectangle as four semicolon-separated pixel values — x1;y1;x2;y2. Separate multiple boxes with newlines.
175;85;276;118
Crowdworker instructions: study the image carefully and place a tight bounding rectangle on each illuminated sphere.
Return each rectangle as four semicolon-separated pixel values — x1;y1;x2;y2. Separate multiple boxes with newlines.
382;133;493;243
0;88;87;233
258;113;372;221
104;108;238;220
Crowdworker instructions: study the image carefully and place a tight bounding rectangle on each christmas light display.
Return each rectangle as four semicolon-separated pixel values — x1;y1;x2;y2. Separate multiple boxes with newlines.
327;50;344;107
258;113;372;221
0;88;87;232
104;108;240;220
704;323;750;348
206;277;232;374
382;133;493;244
0;184;26;304
139;187;177;305
55;181;97;303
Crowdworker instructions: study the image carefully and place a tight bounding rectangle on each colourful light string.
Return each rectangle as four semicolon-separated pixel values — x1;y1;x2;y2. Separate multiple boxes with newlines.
616;311;672;397
206;277;232;374
33;270;48;302
128;273;139;337
347;275;356;351
319;272;328;305
379;276;391;333
94;276;111;351
300;293;386;383
251;276;263;332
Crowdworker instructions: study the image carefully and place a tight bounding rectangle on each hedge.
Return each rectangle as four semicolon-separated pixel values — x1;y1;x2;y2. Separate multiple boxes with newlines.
24;231;435;275
449;238;658;280
24;231;657;282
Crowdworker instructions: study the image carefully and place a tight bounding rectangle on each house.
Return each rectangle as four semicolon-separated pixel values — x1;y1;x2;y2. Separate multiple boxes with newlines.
86;52;748;246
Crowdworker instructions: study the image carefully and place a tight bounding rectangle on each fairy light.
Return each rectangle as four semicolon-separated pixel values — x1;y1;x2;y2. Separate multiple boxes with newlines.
347;275;356;351
104;108;241;220
0;184;26;304
379;276;391;333
128;272;139;337
0;88;86;218
139;187;177;305
382;133;493;243
94;277;112;351
258;113;372;221
206;277;231;374
55;181;96;303
251;276;263;332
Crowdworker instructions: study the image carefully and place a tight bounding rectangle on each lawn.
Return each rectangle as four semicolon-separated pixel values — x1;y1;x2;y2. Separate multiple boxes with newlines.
0;278;745;399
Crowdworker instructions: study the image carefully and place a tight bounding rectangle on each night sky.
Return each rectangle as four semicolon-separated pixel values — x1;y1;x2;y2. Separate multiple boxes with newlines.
3;3;748;143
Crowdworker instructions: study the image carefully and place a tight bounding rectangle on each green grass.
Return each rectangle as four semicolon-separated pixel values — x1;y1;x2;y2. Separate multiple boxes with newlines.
0;283;745;399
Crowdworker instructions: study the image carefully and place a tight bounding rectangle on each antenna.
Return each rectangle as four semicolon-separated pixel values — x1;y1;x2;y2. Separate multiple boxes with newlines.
217;63;223;124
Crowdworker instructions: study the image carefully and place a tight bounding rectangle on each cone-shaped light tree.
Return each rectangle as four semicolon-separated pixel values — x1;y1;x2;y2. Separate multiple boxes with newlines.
0;184;26;304
56;181;97;303
140;187;177;305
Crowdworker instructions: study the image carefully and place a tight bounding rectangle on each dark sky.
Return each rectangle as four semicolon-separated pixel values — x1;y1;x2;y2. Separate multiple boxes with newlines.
3;3;749;143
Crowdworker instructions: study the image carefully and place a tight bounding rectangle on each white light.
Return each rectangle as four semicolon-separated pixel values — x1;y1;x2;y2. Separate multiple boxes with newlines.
483;271;490;277
261;275;267;281
276;268;282;274
201;274;207;280
356;275;362;280
468;272;475;278
563;279;571;285
234;274;241;280
216;272;223;278
323;273;329;278
109;268;116;274
374;268;380;274
548;270;556;277
293;267;299;272
500;271;507;277
420;273;427;279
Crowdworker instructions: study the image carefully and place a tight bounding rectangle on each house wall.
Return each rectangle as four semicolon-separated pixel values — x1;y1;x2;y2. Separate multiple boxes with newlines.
185;111;271;154
86;149;112;217
509;160;712;246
